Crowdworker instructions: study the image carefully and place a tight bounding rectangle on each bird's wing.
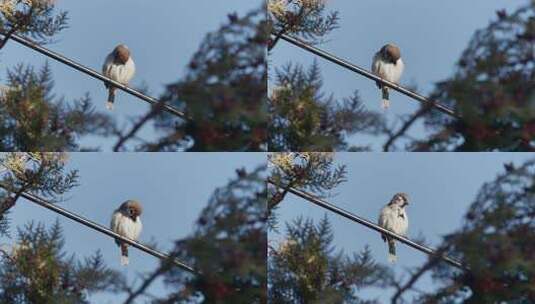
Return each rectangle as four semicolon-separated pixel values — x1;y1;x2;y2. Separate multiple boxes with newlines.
371;53;379;72
378;207;390;241
110;211;121;233
110;211;123;246
102;53;114;75
378;208;387;227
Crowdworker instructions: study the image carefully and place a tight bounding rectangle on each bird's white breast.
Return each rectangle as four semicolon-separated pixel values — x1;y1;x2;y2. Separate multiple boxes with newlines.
372;56;404;84
379;205;408;236
102;55;136;85
111;212;142;241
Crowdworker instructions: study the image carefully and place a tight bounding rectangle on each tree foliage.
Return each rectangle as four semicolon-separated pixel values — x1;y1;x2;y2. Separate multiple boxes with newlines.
0;64;114;151
1;0;114;152
0;152;77;237
0;220;123;304
403;160;535;303
413;3;535;151
127;166;267;304
269;63;383;151
269;216;389;303
145;8;268;152
0;0;68;48
268;0;339;49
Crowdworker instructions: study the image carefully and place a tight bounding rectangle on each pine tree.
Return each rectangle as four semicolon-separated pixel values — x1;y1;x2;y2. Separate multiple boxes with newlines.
268;152;346;218
269;216;390;303
269;63;383;151
0;0;68;49
268;0;339;50
0;152;78;237
0;220;124;304
0;64;114;151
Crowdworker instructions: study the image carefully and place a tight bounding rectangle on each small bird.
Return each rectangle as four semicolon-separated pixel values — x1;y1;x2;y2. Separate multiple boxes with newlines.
102;44;136;110
110;200;143;266
378;193;409;263
371;44;404;109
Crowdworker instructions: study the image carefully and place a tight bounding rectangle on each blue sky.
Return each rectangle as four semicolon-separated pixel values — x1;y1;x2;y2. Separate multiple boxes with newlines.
1;152;266;303
269;153;535;302
0;0;262;151
268;0;528;150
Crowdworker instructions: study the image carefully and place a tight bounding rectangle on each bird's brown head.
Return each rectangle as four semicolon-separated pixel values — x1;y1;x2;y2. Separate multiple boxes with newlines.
389;192;409;207
113;44;131;65
381;44;401;64
123;200;142;220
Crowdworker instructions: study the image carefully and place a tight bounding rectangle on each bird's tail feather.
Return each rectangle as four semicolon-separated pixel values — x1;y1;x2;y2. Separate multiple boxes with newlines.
106;88;115;110
381;87;390;109
120;243;129;266
387;239;397;263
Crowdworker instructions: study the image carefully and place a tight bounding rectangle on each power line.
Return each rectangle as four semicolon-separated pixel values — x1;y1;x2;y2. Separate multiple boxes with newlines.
275;33;460;119
0;184;198;275
3;32;188;120
268;179;467;271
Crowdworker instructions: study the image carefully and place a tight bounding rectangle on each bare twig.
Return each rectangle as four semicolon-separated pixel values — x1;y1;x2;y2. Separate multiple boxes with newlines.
391;246;450;304
113;101;166;151
383;104;433;152
123;264;169;304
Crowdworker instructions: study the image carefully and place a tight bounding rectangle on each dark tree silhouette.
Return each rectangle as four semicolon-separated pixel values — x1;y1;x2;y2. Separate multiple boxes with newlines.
140;8;268;152
123;166;267;304
390;159;535;303
410;3;535;151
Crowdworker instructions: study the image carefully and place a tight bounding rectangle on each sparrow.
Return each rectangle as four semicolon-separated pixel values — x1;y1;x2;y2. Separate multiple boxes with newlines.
378;193;409;263
371;44;404;109
110;200;142;266
102;44;136;110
